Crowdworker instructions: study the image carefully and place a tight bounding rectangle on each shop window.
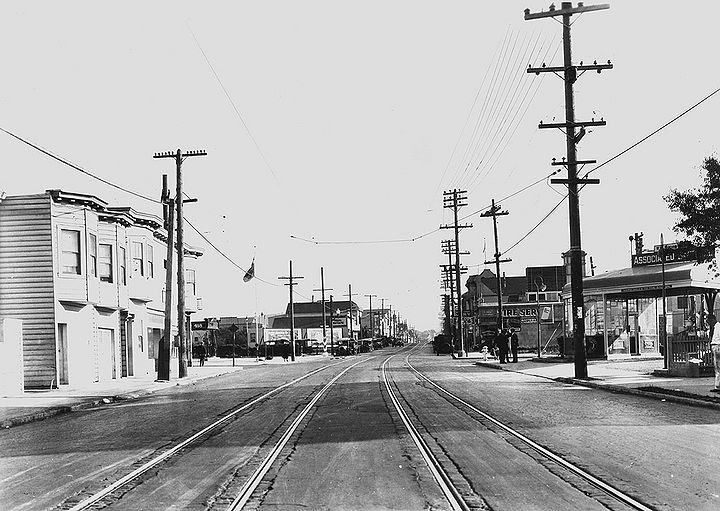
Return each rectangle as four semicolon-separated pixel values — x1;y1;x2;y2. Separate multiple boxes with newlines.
61;229;81;274
99;244;113;283
132;241;144;276
88;234;97;277
677;295;688;310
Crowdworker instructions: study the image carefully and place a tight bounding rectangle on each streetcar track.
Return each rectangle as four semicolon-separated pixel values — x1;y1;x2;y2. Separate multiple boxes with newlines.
403;347;655;511
225;358;367;510
64;361;344;511
382;355;470;511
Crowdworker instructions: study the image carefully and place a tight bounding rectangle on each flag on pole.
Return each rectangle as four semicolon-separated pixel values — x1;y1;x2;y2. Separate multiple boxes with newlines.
243;259;255;282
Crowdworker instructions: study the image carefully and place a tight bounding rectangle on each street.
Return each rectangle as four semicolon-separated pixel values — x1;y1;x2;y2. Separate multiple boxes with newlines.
1;344;719;510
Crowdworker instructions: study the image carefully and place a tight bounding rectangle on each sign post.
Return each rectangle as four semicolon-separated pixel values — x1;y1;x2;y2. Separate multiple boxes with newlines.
229;324;239;367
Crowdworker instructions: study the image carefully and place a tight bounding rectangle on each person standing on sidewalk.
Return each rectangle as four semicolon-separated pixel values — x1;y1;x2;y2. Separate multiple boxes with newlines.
198;343;206;367
711;315;720;393
509;328;519;363
496;329;509;364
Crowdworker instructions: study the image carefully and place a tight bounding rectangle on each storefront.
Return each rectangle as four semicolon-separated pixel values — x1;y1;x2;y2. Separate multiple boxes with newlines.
563;252;720;360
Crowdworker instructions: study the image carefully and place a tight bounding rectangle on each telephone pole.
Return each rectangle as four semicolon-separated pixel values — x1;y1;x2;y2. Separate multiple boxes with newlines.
344;284;354;343
279;260;304;361
525;2;611;379
365;294;377;338
158;175;174;381
154;149;204;378
313;267;332;354
329;294;335;356
440;189;472;357
480;199;511;332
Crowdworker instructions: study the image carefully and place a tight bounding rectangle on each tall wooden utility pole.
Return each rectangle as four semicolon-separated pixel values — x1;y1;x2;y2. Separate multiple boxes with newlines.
481;199;511;332
279;260;303;361
364;294;377;338
441;190;471;357
313;267;332;354
154;149;205;378
329;294;335;356
158;175;174;381
344;284;354;343
525;2;611;379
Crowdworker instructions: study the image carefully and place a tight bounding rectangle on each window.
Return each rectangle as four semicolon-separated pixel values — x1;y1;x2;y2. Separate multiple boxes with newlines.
99;244;113;283
147;244;154;278
88;234;97;277
119;247;127;285
185;269;196;295
538;293;546;301
61;229;81;274
131;241;144;276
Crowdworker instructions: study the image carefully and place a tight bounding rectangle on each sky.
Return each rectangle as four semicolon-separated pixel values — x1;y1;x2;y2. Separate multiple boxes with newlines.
1;1;718;333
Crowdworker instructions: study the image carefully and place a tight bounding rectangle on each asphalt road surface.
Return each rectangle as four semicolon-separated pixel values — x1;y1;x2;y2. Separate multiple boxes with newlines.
1;344;718;510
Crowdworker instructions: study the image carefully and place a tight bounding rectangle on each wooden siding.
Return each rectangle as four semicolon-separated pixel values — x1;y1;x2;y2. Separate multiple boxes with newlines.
0;195;56;389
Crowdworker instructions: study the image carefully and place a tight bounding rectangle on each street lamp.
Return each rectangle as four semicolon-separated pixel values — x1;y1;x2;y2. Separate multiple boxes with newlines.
535;276;547;358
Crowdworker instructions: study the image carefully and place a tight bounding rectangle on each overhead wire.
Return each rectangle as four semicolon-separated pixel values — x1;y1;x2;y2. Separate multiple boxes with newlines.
467;38;561;192
464;32;548;189
448;28;513;188
453;29;520;187
0;126;278;286
461;29;536;184
186;23;282;185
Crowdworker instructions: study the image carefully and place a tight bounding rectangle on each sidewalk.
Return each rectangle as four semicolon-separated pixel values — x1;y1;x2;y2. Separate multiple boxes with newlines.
469;352;720;409
0;354;326;429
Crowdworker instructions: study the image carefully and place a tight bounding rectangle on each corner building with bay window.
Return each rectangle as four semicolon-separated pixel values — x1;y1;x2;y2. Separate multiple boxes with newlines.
0;189;202;389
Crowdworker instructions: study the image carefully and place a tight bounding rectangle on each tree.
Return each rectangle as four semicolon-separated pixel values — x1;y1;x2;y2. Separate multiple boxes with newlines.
664;156;720;270
665;156;720;318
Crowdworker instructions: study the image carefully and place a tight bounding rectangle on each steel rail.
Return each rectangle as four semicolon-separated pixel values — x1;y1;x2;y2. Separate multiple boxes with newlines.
382;356;469;511
404;352;654;511
226;358;367;510
67;363;337;511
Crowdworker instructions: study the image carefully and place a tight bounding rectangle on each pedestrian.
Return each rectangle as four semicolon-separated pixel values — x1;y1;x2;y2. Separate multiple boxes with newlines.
711;317;720;393
199;343;206;367
282;341;289;362
496;328;509;364
510;328;519;363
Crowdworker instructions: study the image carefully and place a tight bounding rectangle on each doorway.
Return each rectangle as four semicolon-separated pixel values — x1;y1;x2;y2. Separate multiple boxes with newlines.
57;323;69;385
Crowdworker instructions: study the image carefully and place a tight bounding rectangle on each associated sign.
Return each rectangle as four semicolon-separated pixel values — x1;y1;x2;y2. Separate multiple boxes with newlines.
631;243;708;267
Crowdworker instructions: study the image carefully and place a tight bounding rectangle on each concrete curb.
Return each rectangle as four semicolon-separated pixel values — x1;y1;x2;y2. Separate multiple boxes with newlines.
0;366;239;429
475;361;720;411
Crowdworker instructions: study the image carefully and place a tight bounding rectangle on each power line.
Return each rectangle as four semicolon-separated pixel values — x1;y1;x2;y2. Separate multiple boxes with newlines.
0;127;160;204
0;125;280;288
186;23;282;185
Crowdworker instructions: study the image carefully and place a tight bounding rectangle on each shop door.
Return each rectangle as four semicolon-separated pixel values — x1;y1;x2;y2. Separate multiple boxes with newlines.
98;328;117;381
629;314;640;355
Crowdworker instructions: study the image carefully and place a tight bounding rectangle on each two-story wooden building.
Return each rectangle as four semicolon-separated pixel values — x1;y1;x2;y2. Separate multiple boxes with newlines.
0;190;202;389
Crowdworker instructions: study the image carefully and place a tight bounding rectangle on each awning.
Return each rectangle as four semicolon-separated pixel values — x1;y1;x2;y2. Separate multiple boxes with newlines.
563;262;720;299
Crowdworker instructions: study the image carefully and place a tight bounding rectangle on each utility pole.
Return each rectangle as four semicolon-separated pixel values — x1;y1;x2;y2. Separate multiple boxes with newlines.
365;294;377;338
441;239;469;347
344;284;354;344
278;260;304;361
158;175;174;381
441;189;471;357
380;298;385;337
329;294;335;356
388;303;392;340
154;149;204;378
313;267;332;354
481;199;511;332
525;2;611;379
